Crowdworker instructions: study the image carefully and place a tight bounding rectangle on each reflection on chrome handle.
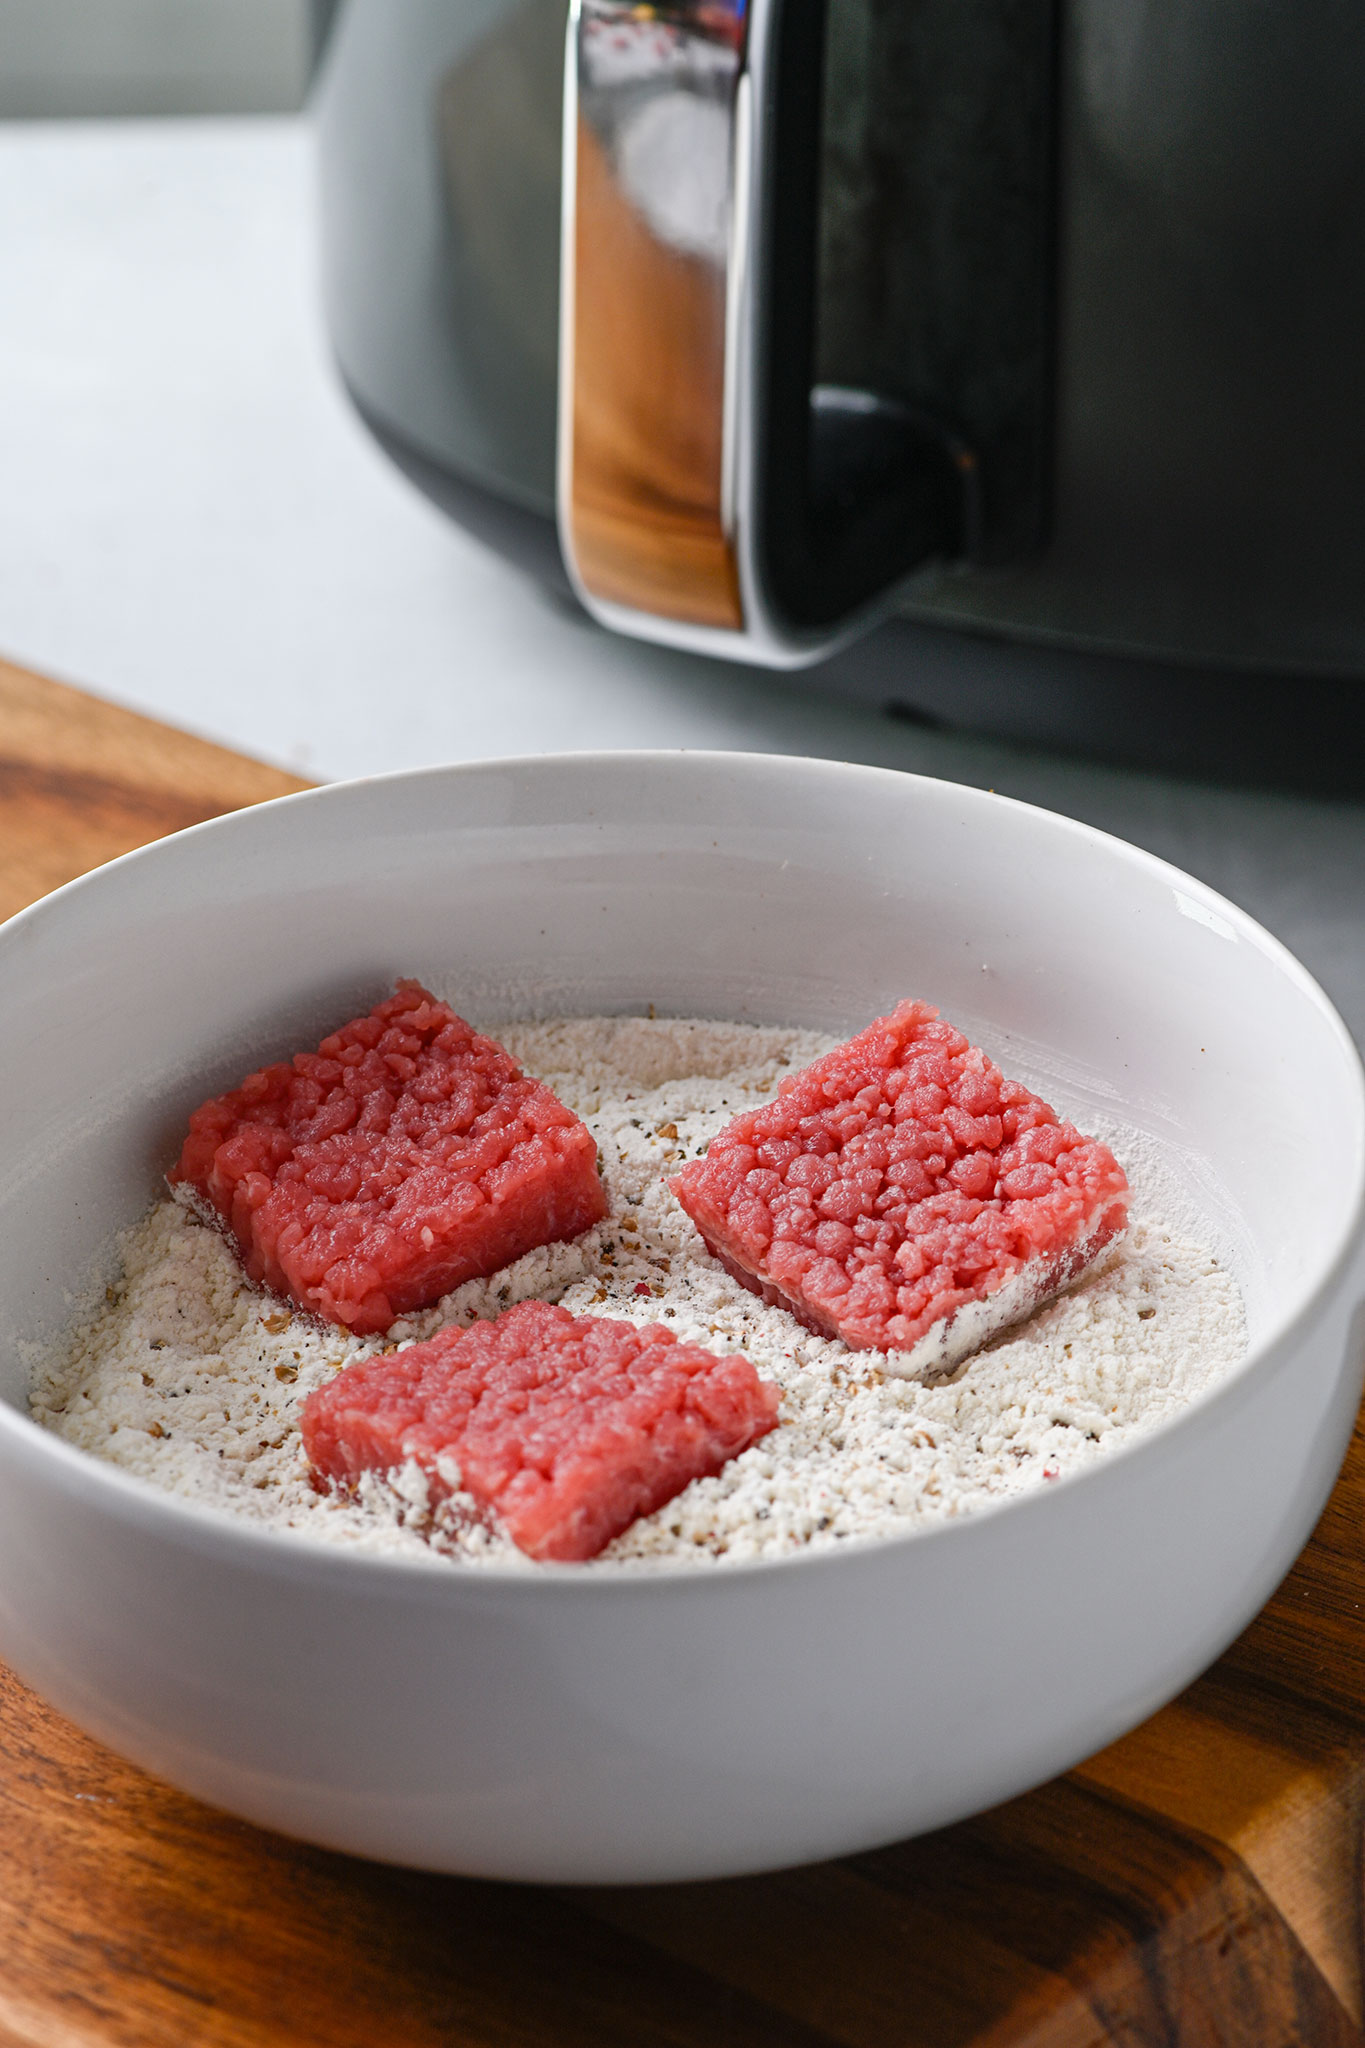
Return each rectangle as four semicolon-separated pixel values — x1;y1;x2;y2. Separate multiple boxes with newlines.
557;0;1000;665
558;0;748;638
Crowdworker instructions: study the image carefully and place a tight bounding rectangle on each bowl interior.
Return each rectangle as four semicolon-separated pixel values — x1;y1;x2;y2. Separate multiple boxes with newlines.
0;754;1359;1425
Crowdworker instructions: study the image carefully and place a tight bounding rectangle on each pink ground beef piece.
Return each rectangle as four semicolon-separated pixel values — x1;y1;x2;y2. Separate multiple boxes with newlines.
169;983;607;1335
671;1001;1129;1371
302;1298;781;1561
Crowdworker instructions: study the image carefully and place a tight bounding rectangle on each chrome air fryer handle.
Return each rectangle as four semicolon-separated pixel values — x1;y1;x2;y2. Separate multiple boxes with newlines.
557;0;1055;667
557;0;754;650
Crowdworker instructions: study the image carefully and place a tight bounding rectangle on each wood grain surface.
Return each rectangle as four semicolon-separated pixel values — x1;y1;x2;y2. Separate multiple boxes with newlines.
0;656;305;922
2;654;1365;2047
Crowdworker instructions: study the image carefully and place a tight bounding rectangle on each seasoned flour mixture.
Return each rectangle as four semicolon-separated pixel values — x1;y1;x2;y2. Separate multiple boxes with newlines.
31;1016;1247;1569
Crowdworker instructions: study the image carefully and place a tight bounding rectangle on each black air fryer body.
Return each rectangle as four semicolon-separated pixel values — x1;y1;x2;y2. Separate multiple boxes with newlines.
313;0;1365;782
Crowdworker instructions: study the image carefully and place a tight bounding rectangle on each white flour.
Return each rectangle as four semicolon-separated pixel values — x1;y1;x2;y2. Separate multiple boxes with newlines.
30;1015;1247;1570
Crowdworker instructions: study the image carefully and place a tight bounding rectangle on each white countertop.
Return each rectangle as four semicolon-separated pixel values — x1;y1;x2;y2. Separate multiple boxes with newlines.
2;113;1363;1047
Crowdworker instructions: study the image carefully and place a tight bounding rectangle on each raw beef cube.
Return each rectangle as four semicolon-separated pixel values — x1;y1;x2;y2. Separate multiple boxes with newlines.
302;1298;781;1561
671;1001;1129;1373
170;983;607;1335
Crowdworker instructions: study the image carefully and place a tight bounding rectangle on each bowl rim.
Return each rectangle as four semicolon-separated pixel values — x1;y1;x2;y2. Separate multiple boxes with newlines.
3;748;1363;1594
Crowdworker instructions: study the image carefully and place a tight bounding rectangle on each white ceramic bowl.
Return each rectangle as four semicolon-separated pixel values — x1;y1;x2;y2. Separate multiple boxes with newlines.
0;753;1362;1884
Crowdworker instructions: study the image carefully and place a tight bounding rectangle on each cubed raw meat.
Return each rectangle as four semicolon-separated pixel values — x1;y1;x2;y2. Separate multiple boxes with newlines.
302;1298;781;1561
671;1001;1129;1373
170;983;607;1334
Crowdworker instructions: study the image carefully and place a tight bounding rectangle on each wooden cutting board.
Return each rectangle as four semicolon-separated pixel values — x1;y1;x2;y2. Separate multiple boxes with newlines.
3;652;1364;2048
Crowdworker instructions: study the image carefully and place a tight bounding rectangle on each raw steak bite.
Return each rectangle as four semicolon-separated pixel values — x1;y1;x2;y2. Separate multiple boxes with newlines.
302;1299;782;1561
169;983;607;1334
671;1001;1129;1374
